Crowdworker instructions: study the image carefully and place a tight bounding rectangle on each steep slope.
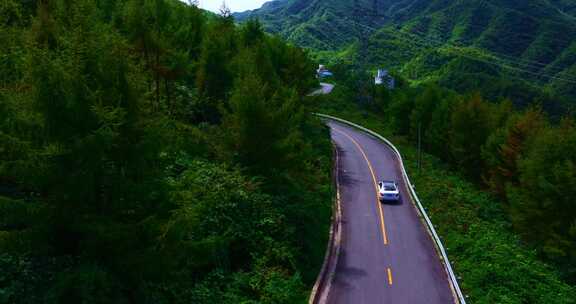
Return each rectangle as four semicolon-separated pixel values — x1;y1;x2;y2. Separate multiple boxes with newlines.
236;0;374;49
235;0;576;103
548;0;576;18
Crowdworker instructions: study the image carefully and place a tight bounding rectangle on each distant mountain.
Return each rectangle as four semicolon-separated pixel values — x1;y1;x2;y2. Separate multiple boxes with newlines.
235;0;576;103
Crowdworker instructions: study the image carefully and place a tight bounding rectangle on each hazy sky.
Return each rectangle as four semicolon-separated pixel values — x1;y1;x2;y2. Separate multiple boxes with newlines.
198;0;271;13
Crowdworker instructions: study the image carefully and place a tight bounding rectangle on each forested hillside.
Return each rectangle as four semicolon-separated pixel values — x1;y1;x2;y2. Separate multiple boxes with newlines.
549;0;576;18
236;0;576;108
313;69;576;294
0;1;331;303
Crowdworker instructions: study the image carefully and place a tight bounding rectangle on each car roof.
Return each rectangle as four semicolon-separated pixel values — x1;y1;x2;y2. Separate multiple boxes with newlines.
381;180;396;185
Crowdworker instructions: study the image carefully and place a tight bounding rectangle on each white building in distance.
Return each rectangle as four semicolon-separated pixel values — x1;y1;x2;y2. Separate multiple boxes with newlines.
375;69;395;89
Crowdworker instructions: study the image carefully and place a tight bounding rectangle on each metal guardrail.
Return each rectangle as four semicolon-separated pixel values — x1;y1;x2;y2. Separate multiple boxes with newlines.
314;113;466;304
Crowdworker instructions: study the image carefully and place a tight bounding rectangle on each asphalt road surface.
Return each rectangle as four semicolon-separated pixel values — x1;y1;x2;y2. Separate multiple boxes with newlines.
309;83;335;96
327;120;454;304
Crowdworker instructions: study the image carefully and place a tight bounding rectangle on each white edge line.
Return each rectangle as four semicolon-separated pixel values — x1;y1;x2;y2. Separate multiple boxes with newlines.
314;113;466;304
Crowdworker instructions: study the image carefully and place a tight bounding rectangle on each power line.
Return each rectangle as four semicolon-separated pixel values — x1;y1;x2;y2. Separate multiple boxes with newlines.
408;27;575;69
443;22;576;50
349;18;576;83
400;32;576;84
344;18;576;84
345;0;576;68
286;1;576;84
483;0;576;29
396;29;576;83
413;27;576;66
404;28;575;76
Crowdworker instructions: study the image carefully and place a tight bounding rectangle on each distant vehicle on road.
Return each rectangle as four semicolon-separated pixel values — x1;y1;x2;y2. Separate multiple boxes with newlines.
378;181;400;202
316;64;333;78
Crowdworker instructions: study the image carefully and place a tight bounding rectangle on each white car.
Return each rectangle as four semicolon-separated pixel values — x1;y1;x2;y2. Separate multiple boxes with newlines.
378;181;400;202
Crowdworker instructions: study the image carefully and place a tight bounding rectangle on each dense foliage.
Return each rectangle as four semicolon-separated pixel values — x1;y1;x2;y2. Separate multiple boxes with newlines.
403;140;576;304
0;1;332;303
236;0;576;110
312;77;576;300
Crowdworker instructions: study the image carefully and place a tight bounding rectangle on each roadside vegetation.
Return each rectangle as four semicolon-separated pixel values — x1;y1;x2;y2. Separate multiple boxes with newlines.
237;0;576;108
312;72;576;302
0;1;332;303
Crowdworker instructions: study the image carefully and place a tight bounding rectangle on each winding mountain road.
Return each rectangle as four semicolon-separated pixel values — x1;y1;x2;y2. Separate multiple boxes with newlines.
326;120;454;304
309;83;335;96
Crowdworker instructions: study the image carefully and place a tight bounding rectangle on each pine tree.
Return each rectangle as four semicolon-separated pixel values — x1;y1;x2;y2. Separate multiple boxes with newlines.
450;93;493;179
427;95;458;160
483;106;548;197
410;84;441;145
509;119;576;279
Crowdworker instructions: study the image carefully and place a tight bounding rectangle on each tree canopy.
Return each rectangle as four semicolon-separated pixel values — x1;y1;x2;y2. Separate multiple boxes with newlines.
0;1;329;303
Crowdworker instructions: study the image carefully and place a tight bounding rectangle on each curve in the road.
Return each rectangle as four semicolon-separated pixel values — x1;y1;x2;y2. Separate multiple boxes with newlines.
308;83;335;96
333;128;389;246
325;120;455;304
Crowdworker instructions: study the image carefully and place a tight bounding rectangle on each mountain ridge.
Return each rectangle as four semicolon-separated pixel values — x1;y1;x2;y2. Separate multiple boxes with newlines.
235;0;576;103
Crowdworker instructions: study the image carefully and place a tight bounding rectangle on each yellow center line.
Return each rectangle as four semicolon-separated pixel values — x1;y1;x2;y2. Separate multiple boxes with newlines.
332;128;389;245
387;267;393;285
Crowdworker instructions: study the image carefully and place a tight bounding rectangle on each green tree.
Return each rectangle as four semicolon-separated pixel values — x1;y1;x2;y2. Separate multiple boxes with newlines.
0;0;331;302
219;75;287;176
195;19;236;121
385;89;414;135
269;38;317;95
449;93;493;179
1;2;172;300
508;120;576;280
427;95;458;160
410;84;441;145
482;106;548;197
240;18;264;47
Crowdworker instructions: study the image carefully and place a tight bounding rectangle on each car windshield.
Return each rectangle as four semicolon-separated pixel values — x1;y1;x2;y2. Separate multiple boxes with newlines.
383;183;396;191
